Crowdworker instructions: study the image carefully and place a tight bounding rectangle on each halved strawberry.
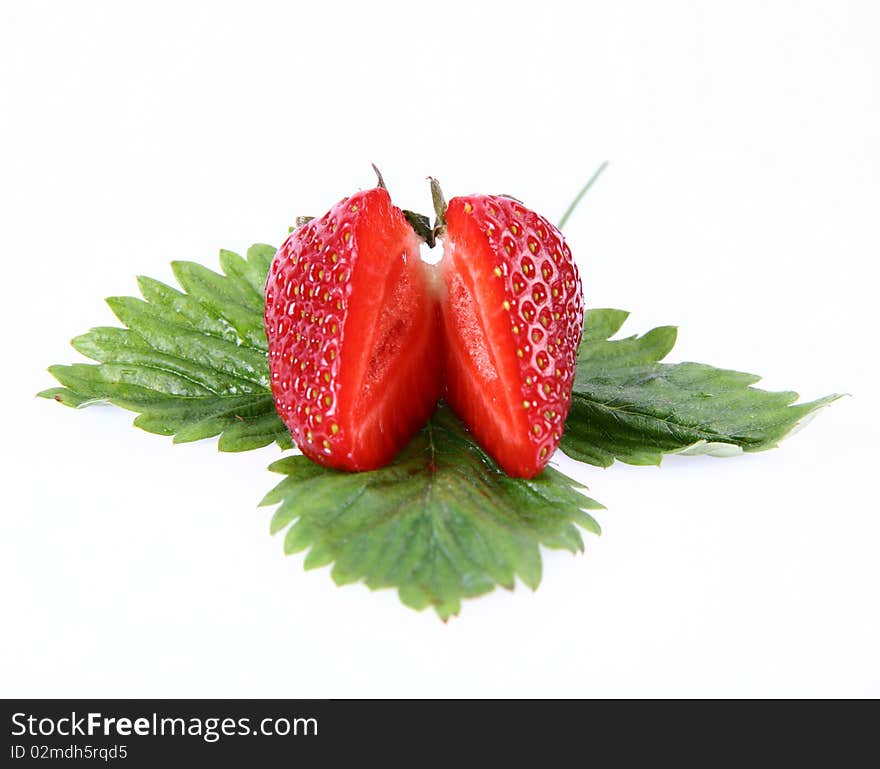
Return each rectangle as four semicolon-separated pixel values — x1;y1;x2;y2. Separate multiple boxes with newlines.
265;187;439;471
440;194;583;478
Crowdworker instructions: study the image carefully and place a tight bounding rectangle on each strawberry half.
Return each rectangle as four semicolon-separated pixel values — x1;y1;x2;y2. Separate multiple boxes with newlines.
440;194;583;478
264;187;439;471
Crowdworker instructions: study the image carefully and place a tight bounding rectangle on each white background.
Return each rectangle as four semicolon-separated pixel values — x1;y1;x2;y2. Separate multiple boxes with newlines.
2;0;878;697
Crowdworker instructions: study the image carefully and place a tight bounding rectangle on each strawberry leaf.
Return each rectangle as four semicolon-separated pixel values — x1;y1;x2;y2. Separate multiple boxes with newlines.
260;404;603;620
39;248;838;471
39;247;839;618
38;244;292;452
562;309;841;467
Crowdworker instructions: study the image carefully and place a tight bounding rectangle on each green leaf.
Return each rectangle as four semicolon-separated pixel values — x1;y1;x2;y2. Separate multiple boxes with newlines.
260;404;603;620
39;244;840;619
38;245;292;451
562;309;841;467
582;307;629;342
40;253;838;472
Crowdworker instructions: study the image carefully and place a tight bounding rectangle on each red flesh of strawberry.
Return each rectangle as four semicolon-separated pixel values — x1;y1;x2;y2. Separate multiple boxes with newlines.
441;195;583;478
265;188;439;471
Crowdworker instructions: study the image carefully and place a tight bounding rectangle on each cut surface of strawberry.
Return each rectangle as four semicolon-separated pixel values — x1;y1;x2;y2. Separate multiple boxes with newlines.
440;194;583;478
265;187;439;471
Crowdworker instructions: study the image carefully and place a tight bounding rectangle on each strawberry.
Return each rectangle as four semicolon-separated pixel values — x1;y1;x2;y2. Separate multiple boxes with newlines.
264;187;439;471
440;194;583;478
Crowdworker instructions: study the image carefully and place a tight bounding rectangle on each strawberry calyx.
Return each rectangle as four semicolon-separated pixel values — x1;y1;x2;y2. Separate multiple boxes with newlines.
429;177;448;239
401;209;435;247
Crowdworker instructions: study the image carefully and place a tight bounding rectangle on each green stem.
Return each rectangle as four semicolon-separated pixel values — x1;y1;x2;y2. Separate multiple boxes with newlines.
371;163;387;190
558;161;609;230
